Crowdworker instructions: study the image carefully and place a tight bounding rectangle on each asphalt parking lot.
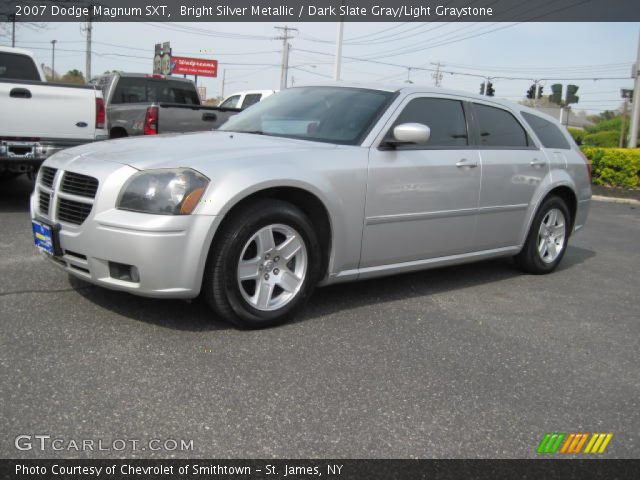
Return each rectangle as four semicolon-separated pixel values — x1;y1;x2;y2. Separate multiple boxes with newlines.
1;176;638;459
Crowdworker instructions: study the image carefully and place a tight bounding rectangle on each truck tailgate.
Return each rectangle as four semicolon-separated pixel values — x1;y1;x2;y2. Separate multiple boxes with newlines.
0;81;97;141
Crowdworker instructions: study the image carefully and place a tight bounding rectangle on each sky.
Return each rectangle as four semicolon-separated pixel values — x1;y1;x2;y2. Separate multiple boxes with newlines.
3;21;639;114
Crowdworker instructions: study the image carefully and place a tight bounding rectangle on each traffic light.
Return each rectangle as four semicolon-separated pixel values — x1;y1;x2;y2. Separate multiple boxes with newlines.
536;85;544;99
549;84;562;105
480;82;485;95
526;84;536;99
486;82;495;97
566;84;579;105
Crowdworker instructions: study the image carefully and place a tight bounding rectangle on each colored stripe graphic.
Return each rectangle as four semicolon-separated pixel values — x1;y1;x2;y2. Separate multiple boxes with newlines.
584;433;613;454
537;433;566;454
569;433;588;453
560;433;575;454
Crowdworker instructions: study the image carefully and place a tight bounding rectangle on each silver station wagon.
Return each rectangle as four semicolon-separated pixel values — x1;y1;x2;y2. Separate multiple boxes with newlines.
31;85;591;328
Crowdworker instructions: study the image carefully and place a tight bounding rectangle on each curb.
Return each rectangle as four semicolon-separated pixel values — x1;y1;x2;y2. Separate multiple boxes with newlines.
592;195;640;206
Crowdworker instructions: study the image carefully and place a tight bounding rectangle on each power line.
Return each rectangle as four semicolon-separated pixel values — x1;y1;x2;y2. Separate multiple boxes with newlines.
294;47;631;83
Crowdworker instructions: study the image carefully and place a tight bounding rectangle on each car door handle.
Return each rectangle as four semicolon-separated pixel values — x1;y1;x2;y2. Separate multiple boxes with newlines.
10;88;32;99
530;159;547;167
456;159;478;168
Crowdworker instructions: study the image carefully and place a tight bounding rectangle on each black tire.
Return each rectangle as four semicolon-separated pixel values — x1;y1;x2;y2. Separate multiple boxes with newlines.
515;195;571;274
203;199;321;328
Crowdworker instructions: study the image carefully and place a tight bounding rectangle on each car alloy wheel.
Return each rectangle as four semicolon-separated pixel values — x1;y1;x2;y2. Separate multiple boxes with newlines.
537;208;566;264
237;223;308;311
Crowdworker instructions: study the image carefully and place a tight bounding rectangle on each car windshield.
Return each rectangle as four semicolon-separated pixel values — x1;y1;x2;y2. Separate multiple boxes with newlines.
219;86;394;145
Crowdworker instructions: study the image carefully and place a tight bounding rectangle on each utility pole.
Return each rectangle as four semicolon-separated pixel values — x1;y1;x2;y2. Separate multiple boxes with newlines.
50;40;57;81
629;30;640;148
84;15;92;82
220;69;226;99
275;25;297;89
620;98;629;148
10;14;15;47
405;67;413;84
334;20;344;81
431;62;443;87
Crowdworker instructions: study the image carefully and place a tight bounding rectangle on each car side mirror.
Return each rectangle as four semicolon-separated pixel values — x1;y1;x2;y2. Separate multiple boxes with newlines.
386;123;431;147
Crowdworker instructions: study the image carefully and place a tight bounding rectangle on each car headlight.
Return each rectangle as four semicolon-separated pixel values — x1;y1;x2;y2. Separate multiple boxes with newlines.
116;168;209;215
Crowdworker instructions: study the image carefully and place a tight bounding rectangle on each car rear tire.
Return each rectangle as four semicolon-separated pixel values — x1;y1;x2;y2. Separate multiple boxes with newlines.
515;195;570;274
203;200;321;328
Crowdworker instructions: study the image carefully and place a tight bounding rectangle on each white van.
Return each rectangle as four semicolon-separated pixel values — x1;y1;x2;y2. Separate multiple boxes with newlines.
219;90;277;110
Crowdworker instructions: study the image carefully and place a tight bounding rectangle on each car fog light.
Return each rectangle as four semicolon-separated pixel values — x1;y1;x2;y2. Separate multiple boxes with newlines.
109;261;140;283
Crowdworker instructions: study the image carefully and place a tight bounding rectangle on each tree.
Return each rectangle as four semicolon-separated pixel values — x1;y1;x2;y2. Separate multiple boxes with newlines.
0;16;48;43
60;69;86;84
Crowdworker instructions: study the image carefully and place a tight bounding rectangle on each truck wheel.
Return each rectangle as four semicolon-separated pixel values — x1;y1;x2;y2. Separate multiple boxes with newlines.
515;195;570;274
203;200;321;328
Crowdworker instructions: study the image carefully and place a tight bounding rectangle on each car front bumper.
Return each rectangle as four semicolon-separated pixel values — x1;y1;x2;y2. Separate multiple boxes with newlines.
30;191;219;299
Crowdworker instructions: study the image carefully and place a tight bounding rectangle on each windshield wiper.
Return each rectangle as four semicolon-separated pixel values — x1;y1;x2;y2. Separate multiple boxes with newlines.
224;129;266;135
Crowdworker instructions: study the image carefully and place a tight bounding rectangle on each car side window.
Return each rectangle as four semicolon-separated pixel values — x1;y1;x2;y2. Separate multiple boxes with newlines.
241;94;262;109
391;97;468;148
474;103;530;148
521;112;570;149
220;95;240;108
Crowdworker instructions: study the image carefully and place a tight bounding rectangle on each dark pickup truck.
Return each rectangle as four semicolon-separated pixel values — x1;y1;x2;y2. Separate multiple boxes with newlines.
90;73;240;138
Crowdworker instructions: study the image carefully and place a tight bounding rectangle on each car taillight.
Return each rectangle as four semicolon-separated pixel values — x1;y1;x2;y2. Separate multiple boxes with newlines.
578;149;592;181
95;97;105;129
144;106;158;135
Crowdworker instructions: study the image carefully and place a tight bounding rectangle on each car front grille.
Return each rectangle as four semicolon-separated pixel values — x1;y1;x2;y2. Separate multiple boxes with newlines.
40;166;57;188
60;171;99;198
39;190;50;215
57;198;94;225
37;169;98;226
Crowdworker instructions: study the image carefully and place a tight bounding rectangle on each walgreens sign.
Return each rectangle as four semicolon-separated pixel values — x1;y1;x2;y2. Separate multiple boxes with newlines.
171;57;218;77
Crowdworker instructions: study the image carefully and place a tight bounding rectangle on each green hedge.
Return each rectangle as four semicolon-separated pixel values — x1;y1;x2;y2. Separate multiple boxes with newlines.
582;131;621;148
568;128;584;145
581;147;640;188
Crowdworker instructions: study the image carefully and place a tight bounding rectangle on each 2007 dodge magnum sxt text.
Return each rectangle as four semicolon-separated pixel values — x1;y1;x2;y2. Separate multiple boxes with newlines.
31;85;591;328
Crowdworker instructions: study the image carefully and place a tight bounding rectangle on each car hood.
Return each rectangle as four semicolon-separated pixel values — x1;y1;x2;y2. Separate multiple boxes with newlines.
51;131;338;172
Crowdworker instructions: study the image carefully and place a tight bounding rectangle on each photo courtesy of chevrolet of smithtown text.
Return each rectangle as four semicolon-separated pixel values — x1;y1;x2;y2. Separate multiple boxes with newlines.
1;0;639;478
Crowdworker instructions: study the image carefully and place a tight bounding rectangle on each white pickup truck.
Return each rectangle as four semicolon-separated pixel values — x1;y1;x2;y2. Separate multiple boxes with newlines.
0;46;107;179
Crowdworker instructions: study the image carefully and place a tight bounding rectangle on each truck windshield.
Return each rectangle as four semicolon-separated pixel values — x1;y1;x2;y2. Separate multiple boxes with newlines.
0;52;41;81
220;87;394;145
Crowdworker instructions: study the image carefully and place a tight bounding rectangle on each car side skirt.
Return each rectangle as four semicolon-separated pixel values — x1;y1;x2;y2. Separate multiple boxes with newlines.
323;245;521;285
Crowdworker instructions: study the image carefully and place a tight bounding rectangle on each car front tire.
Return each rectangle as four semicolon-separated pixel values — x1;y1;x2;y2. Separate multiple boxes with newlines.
515;195;571;274
203;200;321;328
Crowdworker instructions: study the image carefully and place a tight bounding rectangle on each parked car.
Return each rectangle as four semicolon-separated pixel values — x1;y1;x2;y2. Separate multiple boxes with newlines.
0;46;107;179
219;89;277;110
30;84;591;328
90;72;241;138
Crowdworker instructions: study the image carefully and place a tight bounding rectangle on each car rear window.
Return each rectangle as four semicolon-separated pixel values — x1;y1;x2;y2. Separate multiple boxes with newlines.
111;78;200;105
0;52;41;81
521;112;571;149
474;103;530;148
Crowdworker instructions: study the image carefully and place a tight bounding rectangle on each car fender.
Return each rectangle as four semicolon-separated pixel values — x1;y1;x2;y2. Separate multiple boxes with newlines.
518;168;577;247
195;162;365;285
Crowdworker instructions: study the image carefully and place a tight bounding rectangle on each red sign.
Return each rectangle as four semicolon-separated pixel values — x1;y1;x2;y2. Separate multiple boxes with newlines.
170;56;218;77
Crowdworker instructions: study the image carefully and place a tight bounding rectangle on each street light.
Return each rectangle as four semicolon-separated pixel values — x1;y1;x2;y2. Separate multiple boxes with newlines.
50;40;57;81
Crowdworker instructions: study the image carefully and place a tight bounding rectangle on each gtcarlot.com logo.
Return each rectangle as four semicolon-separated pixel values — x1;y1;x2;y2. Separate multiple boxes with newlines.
15;435;194;452
537;432;613;454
